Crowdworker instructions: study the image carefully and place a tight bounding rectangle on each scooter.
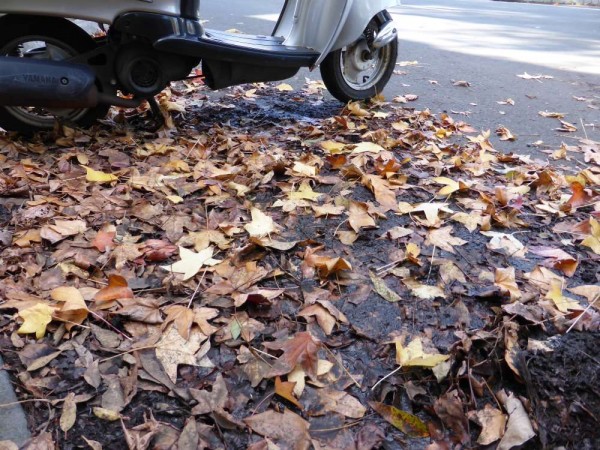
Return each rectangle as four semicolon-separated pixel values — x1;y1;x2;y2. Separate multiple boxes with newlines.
0;0;399;132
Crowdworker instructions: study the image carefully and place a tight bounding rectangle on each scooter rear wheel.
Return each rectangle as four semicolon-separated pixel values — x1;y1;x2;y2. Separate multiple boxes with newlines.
0;16;109;133
320;12;397;103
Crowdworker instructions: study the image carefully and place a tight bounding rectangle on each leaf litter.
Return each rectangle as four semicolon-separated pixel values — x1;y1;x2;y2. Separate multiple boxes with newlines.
0;79;599;449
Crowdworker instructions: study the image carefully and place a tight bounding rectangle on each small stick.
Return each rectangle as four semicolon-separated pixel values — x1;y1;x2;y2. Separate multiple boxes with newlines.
89;310;132;341
371;365;402;391
566;293;599;333
580;118;589;140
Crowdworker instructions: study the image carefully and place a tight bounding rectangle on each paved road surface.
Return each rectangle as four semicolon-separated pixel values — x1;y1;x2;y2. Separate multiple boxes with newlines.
199;0;600;161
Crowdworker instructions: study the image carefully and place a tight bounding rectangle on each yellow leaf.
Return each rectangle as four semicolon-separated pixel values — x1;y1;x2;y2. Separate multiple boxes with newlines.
244;207;278;238
351;142;385;154
81;165;118;183
166;195;184;204
581;218;600;255
92;407;121;421
432;177;467;196
347;101;370;117
545;279;582;313
289;182;322;201
320;140;347;154
276;83;294;92
292;161;317;177
51;286;89;329
17;303;56;339
370;272;401;303
494;267;521;300
396;338;449;367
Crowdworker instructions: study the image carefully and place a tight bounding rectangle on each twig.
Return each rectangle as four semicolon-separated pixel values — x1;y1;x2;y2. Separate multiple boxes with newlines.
371;365;402;391
187;268;208;308
89;310;132;341
580;118;589;140
0;398;53;408
566;293;599;333
426;245;436;283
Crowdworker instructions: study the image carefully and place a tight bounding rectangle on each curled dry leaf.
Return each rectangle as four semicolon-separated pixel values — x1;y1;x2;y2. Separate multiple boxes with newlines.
468;404;506;445
494;267;522;300
370;272;401;303
497;391;535;450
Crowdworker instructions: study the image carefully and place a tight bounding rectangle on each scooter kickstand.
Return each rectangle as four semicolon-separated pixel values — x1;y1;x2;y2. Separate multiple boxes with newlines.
146;97;165;130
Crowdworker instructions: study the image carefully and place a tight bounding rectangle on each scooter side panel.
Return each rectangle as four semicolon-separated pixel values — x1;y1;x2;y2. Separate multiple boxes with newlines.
274;0;351;53
332;0;400;50
0;0;180;24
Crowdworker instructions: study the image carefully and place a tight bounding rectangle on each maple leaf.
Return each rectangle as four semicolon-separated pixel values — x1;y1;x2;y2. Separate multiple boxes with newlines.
347;201;377;232
581;217;600;255
17;303;56;339
92;227;116;252
161;246;221;280
244;409;310;450
411;202;454;227
162;305;195;340
544;279;582;313
265;331;321;379
495;267;521;300
320;140;347;154
274;376;302;409
155;324;211;383
395;337;449;368
363;175;397;211
94;275;134;306
298;301;348;335
529;246;578;277
431;177;468;197
244;207;277;238
351;142;385;154
302;247;352;278
426;227;467;254
288;181;322;201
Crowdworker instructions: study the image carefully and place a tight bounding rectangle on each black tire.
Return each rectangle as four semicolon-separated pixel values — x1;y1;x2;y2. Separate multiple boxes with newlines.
0;15;109;133
320;11;398;103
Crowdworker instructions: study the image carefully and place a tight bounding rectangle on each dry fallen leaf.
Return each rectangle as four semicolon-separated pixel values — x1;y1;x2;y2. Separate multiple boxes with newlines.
244;207;278;237
274;376;302;409
581;217;600;255
161;246;221;280
265;331;321;379
82;165;118;183
396;337;449;368
155;324;211;383
495;267;522;300
17;303;56;339
369;402;429;438
244;409;310;450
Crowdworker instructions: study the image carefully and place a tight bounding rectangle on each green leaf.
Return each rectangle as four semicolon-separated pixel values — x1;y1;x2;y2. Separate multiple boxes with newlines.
369;401;429;438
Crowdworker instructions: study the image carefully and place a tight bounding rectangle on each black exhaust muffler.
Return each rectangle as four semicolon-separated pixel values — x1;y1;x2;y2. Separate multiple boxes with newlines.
0;56;98;108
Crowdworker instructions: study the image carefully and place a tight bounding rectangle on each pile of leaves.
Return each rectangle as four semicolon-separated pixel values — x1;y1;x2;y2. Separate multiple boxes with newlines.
0;80;599;449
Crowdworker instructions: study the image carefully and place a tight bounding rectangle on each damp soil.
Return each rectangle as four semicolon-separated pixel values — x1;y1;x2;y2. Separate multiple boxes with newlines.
524;332;600;450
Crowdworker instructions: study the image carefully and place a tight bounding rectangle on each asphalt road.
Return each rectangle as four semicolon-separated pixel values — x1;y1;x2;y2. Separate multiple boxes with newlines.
199;0;600;161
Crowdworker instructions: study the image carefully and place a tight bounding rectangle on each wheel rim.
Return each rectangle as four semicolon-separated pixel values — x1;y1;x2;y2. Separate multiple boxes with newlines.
0;36;90;129
339;38;393;91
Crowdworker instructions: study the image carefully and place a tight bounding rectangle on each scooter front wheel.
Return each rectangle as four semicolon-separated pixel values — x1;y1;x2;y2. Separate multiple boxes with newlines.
320;13;397;103
0;16;109;133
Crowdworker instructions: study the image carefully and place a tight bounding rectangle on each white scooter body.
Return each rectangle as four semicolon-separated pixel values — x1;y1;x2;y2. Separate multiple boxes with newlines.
0;0;398;59
0;0;400;132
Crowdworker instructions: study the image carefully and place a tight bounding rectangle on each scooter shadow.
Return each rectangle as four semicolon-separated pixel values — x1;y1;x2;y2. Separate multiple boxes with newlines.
183;91;343;131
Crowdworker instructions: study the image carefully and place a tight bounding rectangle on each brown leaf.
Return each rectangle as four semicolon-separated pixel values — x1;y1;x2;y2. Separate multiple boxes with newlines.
563;182;593;210
244;409;310;450
426;227;467;254
94;275;134;306
162;305;194;340
190;374;227;415
433;390;469;444
274;376;302;409
92;228;116;253
528;246;578;277
265;332;320;379
495;267;521;300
